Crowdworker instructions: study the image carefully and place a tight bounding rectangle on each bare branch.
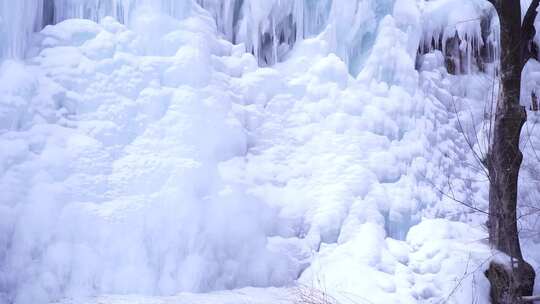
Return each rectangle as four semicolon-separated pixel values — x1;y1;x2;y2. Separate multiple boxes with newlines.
521;294;540;302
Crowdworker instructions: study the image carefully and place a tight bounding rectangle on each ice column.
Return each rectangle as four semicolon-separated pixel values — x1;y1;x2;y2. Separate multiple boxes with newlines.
0;0;44;59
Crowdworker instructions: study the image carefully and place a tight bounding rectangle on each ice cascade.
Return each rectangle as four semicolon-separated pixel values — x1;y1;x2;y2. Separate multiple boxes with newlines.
1;0;399;73
416;0;499;74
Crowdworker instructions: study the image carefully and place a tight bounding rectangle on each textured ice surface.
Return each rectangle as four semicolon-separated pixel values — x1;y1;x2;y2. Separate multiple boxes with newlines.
1;0;540;304
2;0;404;72
0;11;300;304
56;287;294;304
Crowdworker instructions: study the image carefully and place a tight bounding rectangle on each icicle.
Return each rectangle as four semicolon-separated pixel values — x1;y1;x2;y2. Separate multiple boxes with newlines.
1;0;198;60
50;0;191;26
0;0;44;59
416;0;497;75
1;0;402;74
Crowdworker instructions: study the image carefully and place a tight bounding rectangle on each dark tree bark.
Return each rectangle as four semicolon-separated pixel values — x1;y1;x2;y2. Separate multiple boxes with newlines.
485;0;539;302
522;0;540;68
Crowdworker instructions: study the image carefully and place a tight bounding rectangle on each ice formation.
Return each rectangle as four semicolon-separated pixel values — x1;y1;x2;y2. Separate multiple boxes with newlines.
1;0;507;73
2;0;402;72
1;0;540;304
416;0;498;74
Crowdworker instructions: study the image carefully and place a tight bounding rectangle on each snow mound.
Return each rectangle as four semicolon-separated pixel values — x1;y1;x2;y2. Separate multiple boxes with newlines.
0;11;301;304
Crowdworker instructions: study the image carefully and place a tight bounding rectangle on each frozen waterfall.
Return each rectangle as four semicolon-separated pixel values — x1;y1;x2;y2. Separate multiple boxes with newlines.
1;0;401;72
3;1;537;304
1;0;504;74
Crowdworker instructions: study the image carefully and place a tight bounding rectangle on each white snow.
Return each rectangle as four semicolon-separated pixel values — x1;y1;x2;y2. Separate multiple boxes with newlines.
57;287;294;304
1;0;540;304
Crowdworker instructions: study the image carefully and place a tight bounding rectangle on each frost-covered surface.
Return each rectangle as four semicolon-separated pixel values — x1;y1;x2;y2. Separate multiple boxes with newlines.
1;0;540;304
0;10;300;303
57;287;294;304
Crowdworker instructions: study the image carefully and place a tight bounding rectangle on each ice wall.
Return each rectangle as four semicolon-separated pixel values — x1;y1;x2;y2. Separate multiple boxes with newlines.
0;0;519;75
49;0;192;25
1;0;397;73
224;0;395;70
416;0;498;74
0;0;44;59
0;0;193;59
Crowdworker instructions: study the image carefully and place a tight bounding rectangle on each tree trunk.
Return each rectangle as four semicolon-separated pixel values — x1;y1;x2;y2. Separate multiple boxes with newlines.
486;1;536;302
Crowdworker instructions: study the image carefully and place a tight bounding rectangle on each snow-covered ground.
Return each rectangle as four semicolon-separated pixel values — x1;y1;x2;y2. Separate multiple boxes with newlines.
57;288;294;304
1;0;540;304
